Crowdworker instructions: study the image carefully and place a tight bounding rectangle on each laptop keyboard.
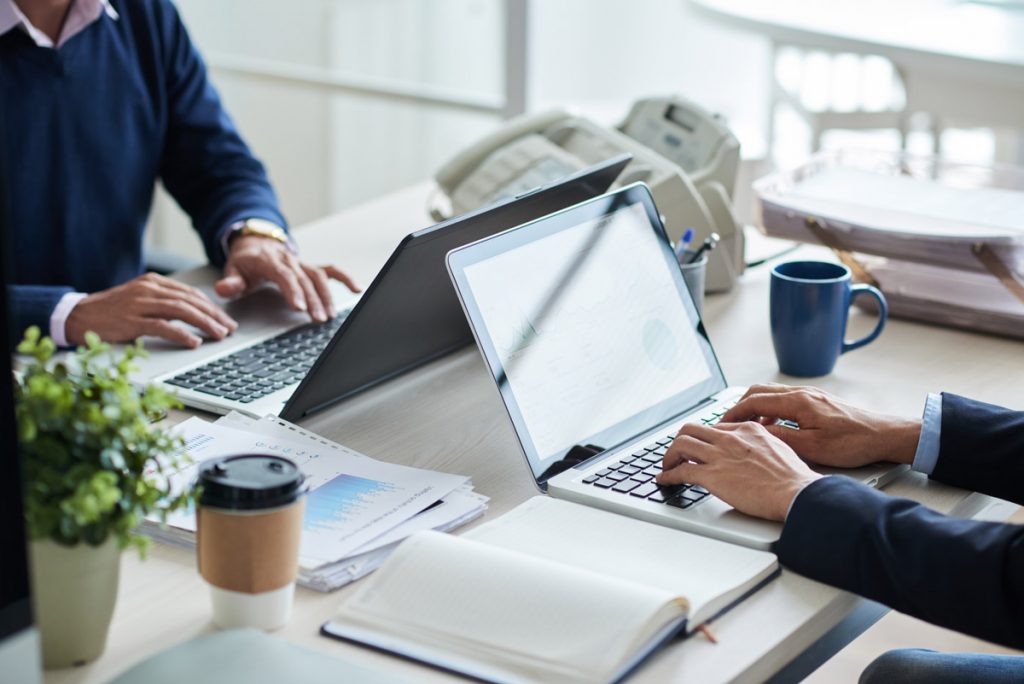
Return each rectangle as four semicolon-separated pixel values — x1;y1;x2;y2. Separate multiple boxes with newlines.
164;312;349;404
581;402;734;509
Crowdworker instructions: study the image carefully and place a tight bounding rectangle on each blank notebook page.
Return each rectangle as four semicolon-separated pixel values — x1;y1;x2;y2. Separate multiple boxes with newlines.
337;530;682;683
465;497;778;625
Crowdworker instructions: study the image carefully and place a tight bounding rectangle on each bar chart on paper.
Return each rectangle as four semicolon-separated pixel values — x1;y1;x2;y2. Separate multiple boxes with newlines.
143;416;478;589
305;475;400;533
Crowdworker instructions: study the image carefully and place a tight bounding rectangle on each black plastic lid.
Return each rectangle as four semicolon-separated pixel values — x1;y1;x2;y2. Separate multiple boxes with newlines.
197;455;305;510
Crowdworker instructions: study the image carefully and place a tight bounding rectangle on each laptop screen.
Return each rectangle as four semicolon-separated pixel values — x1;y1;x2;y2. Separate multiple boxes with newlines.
448;184;726;485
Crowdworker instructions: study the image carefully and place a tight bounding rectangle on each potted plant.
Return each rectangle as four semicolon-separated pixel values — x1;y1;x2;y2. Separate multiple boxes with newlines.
15;327;190;669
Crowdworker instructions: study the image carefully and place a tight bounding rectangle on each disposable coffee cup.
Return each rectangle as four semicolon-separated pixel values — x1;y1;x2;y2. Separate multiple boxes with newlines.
678;250;708;316
195;455;306;631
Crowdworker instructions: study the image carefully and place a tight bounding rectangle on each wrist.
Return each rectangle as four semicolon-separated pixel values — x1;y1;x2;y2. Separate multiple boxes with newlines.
880;417;922;465
63;297;94;347
225;219;294;257
228;233;286;255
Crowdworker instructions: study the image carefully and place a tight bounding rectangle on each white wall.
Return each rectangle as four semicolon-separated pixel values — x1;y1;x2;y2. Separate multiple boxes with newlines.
146;0;1013;263
528;0;770;152
323;0;503;210
147;0;772;261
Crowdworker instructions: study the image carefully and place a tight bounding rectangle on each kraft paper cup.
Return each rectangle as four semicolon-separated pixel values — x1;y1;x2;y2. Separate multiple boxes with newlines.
195;455;306;631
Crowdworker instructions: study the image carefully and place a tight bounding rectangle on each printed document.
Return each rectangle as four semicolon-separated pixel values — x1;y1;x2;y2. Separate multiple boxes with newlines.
155;417;468;566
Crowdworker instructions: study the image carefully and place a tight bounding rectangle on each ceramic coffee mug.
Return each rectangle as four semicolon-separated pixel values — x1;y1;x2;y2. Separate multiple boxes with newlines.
770;260;888;377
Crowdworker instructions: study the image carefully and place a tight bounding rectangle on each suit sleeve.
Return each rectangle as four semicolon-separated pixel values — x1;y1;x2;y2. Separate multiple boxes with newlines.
928;393;1024;505
7;284;73;344
776;476;1024;649
154;1;287;267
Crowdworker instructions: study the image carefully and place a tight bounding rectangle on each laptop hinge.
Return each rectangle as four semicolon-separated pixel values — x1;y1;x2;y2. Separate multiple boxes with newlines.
567;396;720;473
537;444;604;485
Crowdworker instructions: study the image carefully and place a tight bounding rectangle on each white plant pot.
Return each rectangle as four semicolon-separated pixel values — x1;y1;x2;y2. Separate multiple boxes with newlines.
28;537;121;669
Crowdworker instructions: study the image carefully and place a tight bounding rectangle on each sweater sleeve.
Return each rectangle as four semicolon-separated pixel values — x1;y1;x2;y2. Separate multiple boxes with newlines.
154;1;287;267
776;476;1024;649
7;284;74;345
929;393;1024;505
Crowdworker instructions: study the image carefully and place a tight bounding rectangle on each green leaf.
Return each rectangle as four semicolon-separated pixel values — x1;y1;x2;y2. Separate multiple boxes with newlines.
16;331;189;556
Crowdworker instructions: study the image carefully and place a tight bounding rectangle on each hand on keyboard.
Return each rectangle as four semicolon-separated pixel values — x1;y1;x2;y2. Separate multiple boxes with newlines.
719;384;921;469
65;273;238;348
657;421;822;522
217;235;360;323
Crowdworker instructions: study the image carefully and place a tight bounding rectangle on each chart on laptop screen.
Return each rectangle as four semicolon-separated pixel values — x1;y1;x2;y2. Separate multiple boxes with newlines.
463;202;710;461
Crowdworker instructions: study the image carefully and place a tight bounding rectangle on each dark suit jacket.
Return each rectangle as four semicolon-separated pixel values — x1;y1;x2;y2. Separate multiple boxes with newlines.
776;392;1024;649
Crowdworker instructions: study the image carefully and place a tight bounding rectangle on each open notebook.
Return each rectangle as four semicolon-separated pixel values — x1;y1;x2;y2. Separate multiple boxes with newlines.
322;497;778;684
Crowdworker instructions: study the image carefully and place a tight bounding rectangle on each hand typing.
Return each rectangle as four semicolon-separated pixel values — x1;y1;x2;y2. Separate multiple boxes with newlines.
656;421;822;521
65;273;238;348
719;384;921;468
215;236;359;323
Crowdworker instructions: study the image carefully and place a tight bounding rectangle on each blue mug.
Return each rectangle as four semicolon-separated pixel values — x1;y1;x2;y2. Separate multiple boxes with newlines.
770;261;888;377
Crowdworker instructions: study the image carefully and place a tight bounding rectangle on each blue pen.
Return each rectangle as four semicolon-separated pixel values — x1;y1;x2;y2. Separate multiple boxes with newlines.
674;228;695;259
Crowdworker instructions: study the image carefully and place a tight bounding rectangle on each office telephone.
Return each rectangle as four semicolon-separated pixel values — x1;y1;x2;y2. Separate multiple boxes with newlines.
434;96;744;292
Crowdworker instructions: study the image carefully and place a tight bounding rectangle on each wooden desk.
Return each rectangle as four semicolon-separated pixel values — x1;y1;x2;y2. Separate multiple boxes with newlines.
48;183;1023;684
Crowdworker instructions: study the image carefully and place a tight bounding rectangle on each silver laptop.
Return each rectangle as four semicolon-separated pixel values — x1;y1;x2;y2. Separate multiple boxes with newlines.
129;277;359;418
446;183;906;550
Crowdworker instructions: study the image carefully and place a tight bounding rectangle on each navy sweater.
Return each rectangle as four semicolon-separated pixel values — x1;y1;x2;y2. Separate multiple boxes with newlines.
0;0;286;337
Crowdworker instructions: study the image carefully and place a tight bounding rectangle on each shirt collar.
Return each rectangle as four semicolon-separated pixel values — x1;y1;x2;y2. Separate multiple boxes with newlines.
0;0;118;48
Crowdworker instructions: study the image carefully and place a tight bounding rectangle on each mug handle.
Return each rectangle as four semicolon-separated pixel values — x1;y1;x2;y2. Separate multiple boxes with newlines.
842;284;888;354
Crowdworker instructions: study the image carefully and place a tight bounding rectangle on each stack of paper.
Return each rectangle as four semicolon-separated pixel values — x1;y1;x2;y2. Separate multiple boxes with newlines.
754;151;1024;338
141;413;488;591
854;256;1024;339
755;153;1024;276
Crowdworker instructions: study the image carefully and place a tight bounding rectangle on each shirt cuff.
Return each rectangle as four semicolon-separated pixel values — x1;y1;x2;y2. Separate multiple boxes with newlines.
911;392;943;475
49;292;88;348
221;220;298;259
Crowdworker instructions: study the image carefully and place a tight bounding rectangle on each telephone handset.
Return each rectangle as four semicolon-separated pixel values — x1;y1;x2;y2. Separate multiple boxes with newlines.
433;96;744;292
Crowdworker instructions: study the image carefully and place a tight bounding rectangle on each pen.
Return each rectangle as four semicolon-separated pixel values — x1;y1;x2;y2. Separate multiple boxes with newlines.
688;232;720;264
698;624;718;644
674;228;696;259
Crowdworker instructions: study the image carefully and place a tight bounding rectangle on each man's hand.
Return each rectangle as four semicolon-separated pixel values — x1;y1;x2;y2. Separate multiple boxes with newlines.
719;384;921;468
215;236;359;323
65;273;238;348
656;422;822;521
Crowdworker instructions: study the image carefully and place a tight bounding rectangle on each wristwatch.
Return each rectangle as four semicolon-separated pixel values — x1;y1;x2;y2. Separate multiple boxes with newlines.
234;218;288;245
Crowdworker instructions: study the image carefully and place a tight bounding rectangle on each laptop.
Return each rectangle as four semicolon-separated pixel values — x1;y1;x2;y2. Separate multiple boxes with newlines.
131;155;631;420
446;183;906;549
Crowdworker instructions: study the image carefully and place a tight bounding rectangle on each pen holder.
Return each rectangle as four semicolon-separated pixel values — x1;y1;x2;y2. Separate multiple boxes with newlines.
678;250;708;316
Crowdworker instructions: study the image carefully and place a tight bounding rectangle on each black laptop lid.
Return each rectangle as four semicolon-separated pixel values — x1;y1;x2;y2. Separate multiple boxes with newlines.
281;155;631;421
447;184;727;487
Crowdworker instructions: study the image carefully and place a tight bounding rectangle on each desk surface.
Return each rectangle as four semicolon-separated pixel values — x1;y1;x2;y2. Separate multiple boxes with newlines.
48;182;1024;684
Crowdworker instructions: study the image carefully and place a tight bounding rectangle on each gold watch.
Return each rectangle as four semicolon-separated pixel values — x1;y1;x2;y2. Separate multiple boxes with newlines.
235;218;288;245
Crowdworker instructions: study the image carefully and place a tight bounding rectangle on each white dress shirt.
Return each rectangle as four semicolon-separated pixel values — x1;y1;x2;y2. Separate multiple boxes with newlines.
0;0;117;48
